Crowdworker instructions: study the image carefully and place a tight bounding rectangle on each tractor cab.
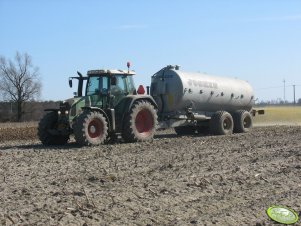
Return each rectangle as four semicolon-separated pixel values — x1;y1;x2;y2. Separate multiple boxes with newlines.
86;69;136;107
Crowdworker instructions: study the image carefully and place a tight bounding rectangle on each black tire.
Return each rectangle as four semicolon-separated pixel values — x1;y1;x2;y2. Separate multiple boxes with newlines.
122;101;157;142
174;126;196;135
233;110;253;133
104;132;118;144
210;111;234;135
74;111;108;146
38;112;69;145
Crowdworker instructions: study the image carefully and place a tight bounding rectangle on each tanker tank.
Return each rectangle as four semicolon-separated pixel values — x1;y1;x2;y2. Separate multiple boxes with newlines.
151;65;255;115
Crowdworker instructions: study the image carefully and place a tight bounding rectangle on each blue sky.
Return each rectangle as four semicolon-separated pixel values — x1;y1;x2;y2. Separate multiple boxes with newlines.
0;0;301;102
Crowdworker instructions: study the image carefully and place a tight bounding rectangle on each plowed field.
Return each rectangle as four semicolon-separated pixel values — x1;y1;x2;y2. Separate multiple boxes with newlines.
1;126;301;225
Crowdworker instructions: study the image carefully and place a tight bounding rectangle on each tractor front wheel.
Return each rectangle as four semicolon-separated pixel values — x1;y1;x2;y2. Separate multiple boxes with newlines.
38;111;69;145
74;111;108;146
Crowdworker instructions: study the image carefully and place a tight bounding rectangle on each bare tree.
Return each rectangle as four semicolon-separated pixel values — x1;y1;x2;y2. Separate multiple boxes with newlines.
0;52;41;121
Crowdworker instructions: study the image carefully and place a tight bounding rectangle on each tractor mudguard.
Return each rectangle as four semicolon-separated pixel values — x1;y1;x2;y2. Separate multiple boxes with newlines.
124;95;158;113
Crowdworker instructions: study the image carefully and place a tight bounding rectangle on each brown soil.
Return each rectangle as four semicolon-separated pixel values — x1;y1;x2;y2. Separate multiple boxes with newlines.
0;126;36;141
0;126;301;225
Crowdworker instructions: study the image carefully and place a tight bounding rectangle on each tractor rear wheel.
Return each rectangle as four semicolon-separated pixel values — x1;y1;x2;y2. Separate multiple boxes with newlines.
74;111;108;146
210;111;234;135
122;101;157;142
233;110;253;133
38;111;69;145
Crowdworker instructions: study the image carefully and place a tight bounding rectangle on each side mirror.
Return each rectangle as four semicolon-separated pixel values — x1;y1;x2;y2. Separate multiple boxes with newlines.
69;79;72;88
111;77;117;86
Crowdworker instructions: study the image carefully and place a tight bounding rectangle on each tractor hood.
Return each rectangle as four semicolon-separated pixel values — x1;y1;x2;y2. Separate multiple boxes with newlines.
63;97;80;108
65;96;85;120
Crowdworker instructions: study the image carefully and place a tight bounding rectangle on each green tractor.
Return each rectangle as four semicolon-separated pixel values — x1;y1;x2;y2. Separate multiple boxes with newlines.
38;64;158;146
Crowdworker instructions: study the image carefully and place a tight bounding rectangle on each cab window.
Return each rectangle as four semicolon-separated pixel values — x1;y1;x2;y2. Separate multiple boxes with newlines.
128;76;136;94
86;76;108;96
111;75;126;93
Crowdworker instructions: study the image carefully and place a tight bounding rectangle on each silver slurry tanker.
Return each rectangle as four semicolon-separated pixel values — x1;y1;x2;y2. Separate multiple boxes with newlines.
151;65;261;135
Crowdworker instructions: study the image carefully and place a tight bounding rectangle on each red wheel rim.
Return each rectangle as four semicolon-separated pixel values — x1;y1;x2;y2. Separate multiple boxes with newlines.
135;109;154;136
88;119;103;139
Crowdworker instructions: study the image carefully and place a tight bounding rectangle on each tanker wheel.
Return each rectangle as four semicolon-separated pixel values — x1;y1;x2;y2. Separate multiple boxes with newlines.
174;126;196;135
210;111;234;135
74;111;108;146
38;111;69;145
233;110;253;133
122;101;157;142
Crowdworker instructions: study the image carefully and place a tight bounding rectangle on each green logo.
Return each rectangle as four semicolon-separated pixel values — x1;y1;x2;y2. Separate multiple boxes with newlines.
267;206;299;224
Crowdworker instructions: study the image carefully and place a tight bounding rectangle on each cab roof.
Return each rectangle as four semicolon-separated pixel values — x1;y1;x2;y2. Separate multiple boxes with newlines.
87;69;136;76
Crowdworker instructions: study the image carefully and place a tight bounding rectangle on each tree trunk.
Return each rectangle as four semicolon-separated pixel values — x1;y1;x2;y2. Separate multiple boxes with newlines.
17;101;22;122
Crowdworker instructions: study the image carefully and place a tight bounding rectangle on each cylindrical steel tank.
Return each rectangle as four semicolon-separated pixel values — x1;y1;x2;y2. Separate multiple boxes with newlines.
151;65;254;114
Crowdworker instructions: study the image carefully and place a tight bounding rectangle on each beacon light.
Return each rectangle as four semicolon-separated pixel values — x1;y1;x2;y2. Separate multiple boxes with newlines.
137;85;145;95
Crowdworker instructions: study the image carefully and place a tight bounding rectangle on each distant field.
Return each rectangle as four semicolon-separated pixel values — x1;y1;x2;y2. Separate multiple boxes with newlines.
0;121;37;128
253;106;301;126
